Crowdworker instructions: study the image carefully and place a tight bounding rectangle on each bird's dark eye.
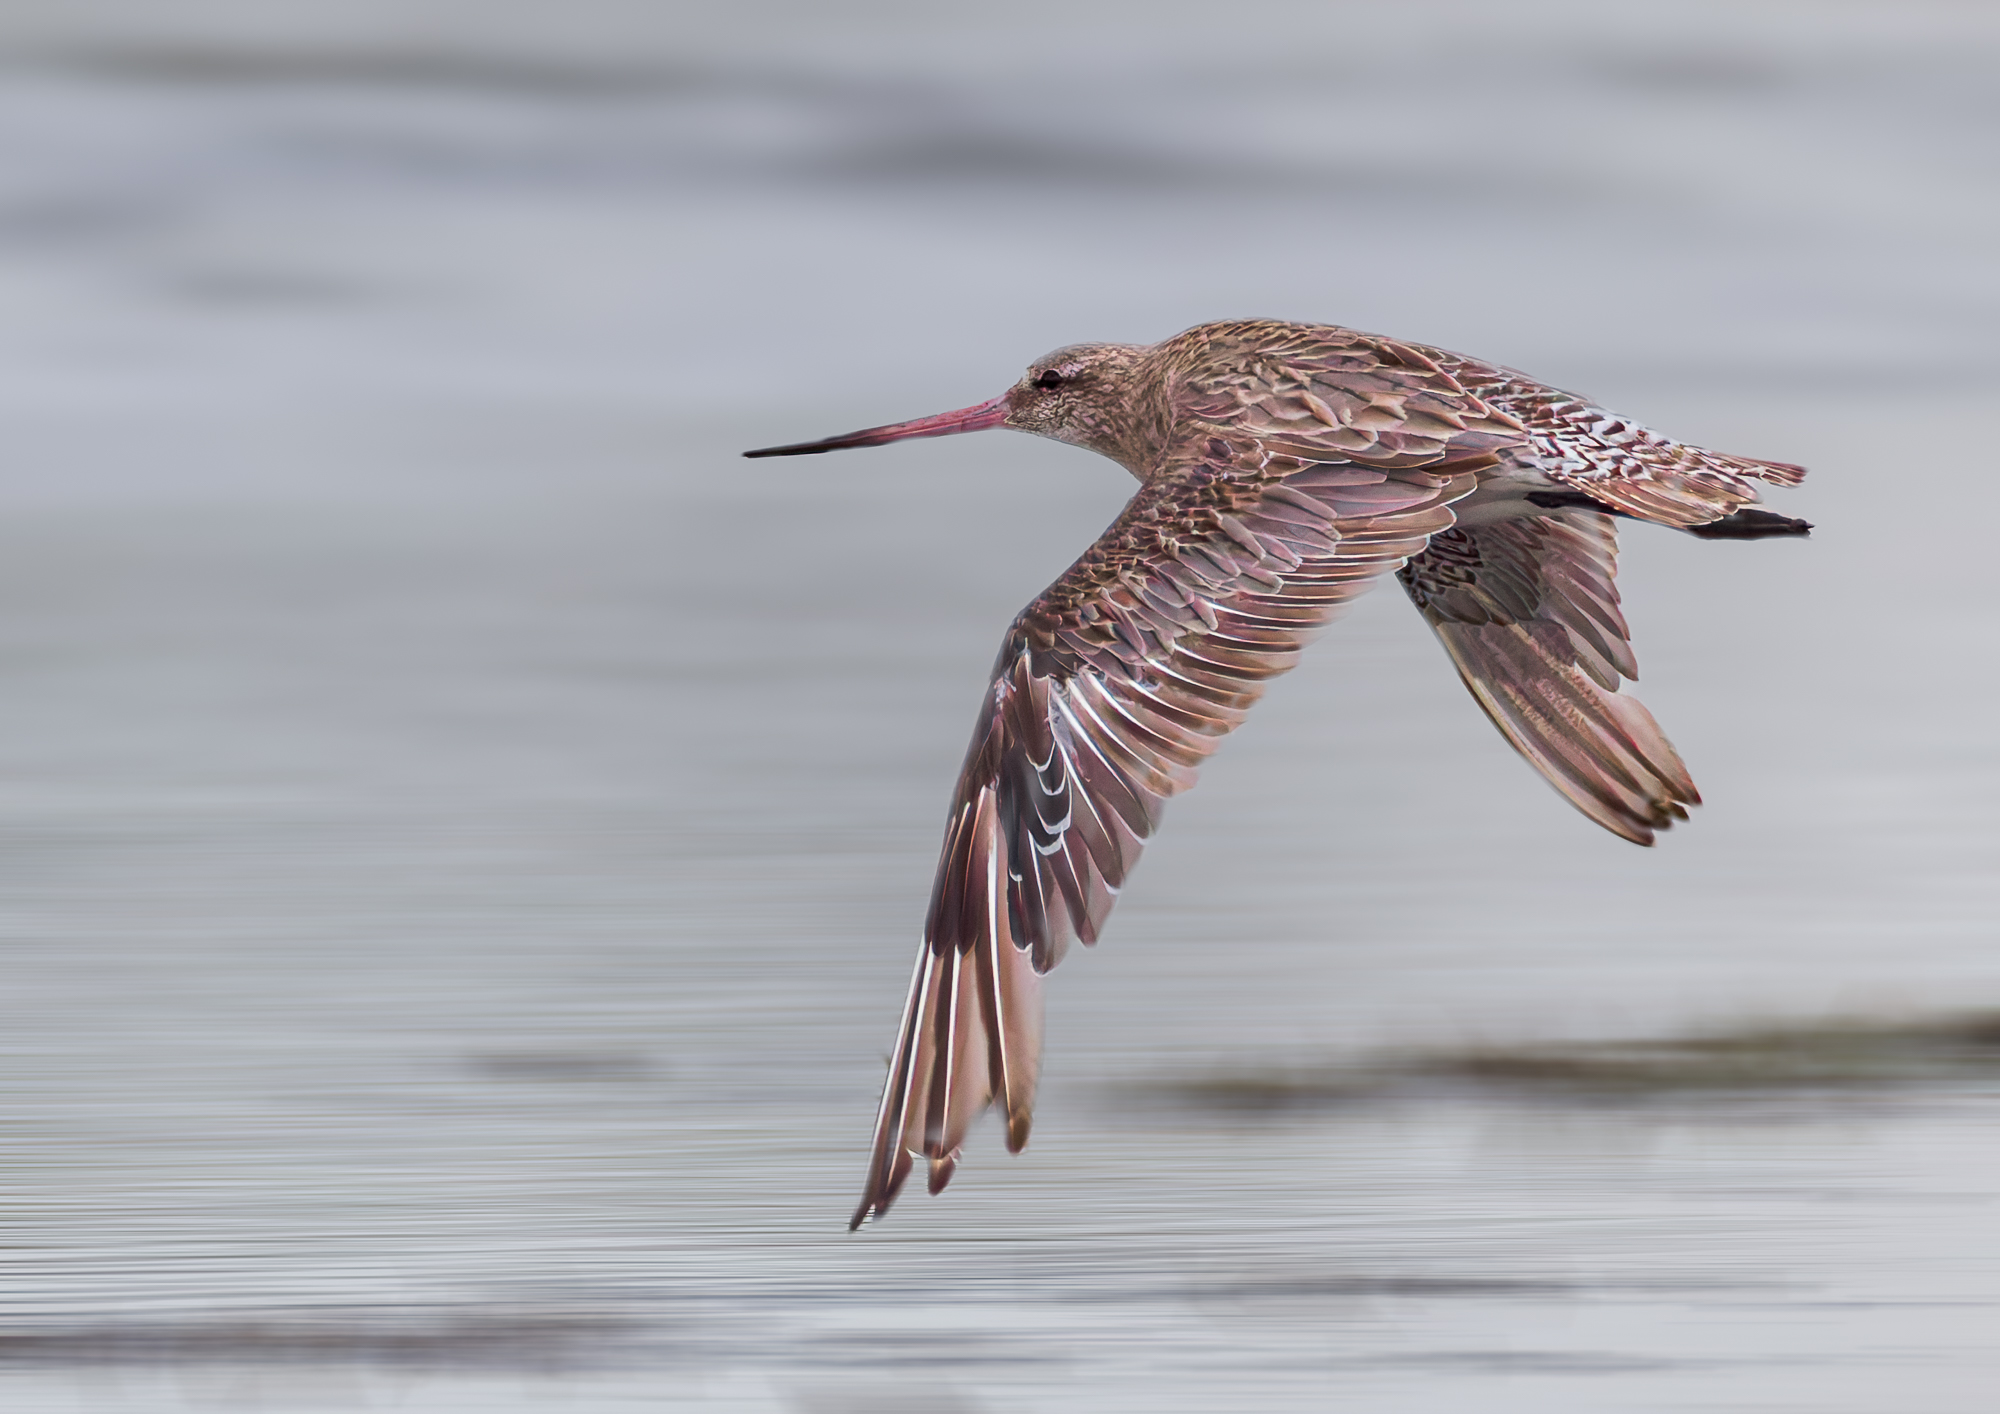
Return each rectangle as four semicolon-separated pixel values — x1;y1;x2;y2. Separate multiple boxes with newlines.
1033;369;1065;390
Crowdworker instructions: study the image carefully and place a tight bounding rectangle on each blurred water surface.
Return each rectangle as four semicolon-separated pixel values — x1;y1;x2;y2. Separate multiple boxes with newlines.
4;2;2000;1410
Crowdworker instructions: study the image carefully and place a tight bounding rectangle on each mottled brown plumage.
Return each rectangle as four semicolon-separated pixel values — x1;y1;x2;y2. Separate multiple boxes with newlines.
743;318;1808;1228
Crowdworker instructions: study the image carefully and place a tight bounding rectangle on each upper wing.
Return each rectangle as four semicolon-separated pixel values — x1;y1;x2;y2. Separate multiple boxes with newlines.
1397;511;1698;845
1173;321;1804;529
851;436;1478;1227
1171;324;1531;474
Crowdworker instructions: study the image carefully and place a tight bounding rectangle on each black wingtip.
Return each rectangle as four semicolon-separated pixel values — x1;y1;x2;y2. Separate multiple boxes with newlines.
1685;509;1814;540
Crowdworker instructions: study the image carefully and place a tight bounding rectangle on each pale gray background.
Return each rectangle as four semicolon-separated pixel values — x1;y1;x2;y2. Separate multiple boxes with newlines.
3;2;1997;1410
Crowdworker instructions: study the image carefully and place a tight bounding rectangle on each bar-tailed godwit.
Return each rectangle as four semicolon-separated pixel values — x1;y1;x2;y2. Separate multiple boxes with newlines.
745;318;1809;1227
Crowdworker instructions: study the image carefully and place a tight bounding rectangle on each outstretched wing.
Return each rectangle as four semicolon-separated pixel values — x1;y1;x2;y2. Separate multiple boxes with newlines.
1397;511;1698;845
852;436;1479;1227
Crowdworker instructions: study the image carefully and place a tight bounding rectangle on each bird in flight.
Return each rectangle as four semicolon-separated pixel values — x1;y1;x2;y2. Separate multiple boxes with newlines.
744;319;1808;1228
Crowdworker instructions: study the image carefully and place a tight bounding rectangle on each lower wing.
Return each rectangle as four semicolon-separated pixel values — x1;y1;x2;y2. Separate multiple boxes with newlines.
1398;511;1697;845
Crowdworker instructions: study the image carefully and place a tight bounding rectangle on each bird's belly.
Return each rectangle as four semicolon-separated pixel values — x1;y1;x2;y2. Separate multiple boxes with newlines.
1448;468;1567;528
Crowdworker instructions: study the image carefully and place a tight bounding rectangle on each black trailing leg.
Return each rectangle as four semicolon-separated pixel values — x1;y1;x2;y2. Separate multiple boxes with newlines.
1525;490;1811;539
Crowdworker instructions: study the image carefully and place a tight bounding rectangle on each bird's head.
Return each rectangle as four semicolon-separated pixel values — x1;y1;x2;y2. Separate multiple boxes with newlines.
744;341;1160;475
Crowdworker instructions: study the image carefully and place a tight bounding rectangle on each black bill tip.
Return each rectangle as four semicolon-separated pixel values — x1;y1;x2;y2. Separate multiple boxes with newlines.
743;441;837;459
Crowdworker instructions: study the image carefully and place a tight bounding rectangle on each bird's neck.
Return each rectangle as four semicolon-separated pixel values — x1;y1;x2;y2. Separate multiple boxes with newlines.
1086;350;1178;480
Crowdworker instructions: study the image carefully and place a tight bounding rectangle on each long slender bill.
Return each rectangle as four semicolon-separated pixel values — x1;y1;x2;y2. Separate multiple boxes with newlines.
743;394;1010;458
